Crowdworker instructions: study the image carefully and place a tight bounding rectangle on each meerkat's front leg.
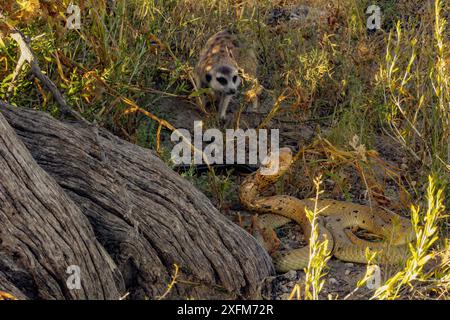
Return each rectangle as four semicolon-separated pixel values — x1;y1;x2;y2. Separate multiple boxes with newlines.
199;95;207;111
252;96;259;112
250;80;262;113
218;94;233;120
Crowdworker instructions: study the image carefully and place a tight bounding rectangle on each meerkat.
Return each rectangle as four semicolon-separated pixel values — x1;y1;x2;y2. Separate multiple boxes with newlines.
194;30;260;121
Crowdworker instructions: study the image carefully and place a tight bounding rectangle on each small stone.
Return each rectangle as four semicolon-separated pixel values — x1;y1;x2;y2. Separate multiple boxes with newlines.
329;278;338;285
345;263;354;268
284;270;297;280
281;285;291;293
345;269;351;276
280;293;291;300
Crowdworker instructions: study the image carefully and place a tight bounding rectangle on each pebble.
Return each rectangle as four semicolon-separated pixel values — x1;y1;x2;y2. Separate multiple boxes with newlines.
281;285;292;293
284;270;297;280
345;269;351;276
280;293;291;300
329;278;338;285
345;263;354;268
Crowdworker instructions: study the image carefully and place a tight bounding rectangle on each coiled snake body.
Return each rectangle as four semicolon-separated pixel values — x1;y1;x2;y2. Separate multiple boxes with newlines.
239;148;415;272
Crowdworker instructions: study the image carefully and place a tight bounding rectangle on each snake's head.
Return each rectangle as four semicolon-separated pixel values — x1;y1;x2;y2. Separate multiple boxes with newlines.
390;219;416;245
379;213;416;245
260;147;293;177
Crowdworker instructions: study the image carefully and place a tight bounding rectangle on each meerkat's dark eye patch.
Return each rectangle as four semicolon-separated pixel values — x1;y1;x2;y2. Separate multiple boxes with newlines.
217;77;228;86
218;66;231;75
205;73;212;83
232;75;238;83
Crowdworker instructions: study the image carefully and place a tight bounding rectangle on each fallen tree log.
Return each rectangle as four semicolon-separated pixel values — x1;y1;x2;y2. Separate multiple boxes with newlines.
0;102;274;299
0;107;123;299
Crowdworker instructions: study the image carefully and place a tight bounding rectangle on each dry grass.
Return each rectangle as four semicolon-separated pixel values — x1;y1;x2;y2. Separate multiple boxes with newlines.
303;176;332;300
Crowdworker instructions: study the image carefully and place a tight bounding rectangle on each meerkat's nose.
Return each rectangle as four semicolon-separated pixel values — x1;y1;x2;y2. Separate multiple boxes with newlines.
229;89;236;95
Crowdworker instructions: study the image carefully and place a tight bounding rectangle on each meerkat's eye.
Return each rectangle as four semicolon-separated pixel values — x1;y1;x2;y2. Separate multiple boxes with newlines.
206;73;212;83
232;75;238;83
217;77;228;86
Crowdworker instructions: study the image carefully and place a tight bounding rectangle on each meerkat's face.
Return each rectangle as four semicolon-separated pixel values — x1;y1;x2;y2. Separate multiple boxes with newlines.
206;65;241;95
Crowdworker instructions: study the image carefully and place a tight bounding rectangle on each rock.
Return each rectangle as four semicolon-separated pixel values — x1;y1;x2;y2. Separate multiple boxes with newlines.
266;5;327;28
345;269;351;276
345;263;354;268
329;278;338;285
281;285;292;293
280;293;291;300
285;270;297;281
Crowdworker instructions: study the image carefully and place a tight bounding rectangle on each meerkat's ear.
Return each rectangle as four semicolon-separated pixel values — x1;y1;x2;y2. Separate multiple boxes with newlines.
206;73;212;83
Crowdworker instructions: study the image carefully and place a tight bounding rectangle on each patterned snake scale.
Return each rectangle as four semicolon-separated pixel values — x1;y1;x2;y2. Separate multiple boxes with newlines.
239;147;415;272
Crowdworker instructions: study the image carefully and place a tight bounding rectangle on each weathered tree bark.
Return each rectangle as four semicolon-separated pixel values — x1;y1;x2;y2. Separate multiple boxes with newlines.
0;102;274;299
0;272;29;300
0;108;123;299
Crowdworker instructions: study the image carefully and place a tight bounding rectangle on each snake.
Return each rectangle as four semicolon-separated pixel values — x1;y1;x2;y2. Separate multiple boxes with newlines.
239;147;415;273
